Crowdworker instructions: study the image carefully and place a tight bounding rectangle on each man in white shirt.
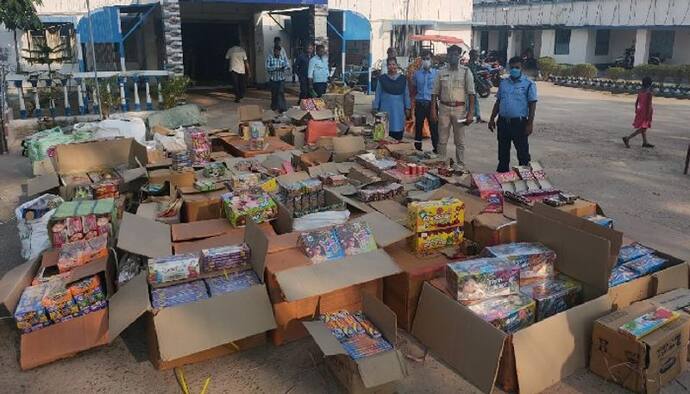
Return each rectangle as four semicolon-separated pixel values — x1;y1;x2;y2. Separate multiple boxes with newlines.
225;45;251;103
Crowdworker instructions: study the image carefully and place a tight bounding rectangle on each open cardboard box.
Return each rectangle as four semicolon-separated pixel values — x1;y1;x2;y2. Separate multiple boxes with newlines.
590;299;690;393
179;188;227;222
304;293;408;393
412;206;617;393
27;138;149;199
116;214;277;366
267;211;412;302
273;171;355;234
0;250;145;370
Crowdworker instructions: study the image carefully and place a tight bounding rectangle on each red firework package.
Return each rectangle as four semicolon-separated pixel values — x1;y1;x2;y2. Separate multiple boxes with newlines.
471;174;504;213
57;234;109;273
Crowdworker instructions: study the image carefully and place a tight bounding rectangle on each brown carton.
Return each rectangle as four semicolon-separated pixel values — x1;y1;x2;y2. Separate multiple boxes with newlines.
268;212;412;302
179;188;226;222
304;294;408;393
0;251;145;370
27;138;149;198
590;300;690;393
116;214;277;367
412;207;615;393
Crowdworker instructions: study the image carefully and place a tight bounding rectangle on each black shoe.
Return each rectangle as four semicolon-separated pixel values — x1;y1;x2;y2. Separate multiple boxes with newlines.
642;143;655;148
622;137;630;148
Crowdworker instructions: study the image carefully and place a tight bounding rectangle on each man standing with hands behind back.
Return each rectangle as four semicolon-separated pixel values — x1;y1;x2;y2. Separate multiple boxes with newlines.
308;44;329;97
488;56;538;172
431;45;475;171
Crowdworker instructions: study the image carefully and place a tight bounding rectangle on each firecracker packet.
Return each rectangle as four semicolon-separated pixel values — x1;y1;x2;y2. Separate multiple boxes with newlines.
408;197;465;233
148;253;200;285
446;257;520;303
151;280;209;309
297;228;345;263
519;274;583;321
333;222;377;257
467;293;536;333
205;270;260;296
483;242;556;282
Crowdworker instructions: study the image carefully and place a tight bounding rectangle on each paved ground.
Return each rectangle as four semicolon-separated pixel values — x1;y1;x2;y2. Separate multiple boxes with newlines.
0;83;689;393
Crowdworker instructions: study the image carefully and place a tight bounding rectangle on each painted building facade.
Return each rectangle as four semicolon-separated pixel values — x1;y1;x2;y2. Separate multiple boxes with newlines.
472;0;690;66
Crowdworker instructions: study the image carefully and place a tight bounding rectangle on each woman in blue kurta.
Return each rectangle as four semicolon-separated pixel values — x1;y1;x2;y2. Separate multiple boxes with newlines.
373;57;411;140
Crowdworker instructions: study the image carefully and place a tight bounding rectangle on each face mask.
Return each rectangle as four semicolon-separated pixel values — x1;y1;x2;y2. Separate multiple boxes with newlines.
510;68;522;79
422;59;432;69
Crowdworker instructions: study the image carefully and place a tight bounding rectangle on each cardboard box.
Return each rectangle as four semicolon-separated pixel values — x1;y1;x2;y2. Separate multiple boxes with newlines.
332;136;366;163
0;251;143;370
590;300;690;393
412;206;617;393
27;138;149;199
383;241;450;330
304;294;408;393
266;211;412;302
269;279;382;346
179;188;226;222
116;215;277;366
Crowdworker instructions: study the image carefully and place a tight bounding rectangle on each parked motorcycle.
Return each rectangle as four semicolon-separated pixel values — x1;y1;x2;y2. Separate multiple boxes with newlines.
613;46;635;69
648;53;665;65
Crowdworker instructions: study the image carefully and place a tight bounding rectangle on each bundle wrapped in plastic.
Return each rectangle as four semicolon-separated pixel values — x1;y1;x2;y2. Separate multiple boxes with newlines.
206;270;260;296
151;280;209;309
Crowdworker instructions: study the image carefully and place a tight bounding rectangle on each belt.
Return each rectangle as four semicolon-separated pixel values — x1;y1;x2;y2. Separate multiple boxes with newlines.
441;101;466;107
500;116;527;122
415;99;431;104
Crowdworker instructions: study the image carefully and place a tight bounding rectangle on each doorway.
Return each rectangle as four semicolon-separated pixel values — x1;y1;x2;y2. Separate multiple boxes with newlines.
182;22;240;85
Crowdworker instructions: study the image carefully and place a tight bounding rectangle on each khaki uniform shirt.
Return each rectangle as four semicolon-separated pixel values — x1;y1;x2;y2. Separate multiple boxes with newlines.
433;65;476;103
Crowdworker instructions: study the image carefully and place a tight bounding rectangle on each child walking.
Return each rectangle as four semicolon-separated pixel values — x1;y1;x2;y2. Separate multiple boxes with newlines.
623;76;654;148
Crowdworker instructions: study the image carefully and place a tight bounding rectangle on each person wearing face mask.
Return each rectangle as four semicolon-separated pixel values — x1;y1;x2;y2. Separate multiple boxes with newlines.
373;57;412;141
467;49;484;123
430;45;475;171
411;50;439;152
488;56;538;173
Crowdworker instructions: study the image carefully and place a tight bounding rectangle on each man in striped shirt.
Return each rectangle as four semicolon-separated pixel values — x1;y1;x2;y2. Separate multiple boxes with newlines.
266;45;288;112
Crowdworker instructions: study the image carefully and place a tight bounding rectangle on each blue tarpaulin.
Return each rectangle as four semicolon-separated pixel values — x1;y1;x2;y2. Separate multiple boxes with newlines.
76;7;121;43
343;10;370;41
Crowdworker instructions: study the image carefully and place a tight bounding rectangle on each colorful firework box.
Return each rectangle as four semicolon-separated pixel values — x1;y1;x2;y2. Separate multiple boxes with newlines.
616;243;655;267
446;257;520;303
618;307;679;339
483;242;556;282
87;169;122;200
520;275;583;321
230;173;261;192
318;172;348;186
41;280;80;323
333;222;377;257
320;310;393;360
471;173;504;213
467;293;536;333
585;214;614;229
147;253;200;285
408;198;465;233
205;270;260;296
151;280;209;309
14;282;52;333
221;190;278;227
69;275;106;311
357;181;404;202
415;173;442;191
609;266;640;287
410;227;464;254
49;198;116;249
57;233;108;273
278;177;332;217
620;254;667;276
298;228;345;263
200;243;251;273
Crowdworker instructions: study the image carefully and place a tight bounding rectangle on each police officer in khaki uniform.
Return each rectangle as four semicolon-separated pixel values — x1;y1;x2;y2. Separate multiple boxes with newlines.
431;45;476;170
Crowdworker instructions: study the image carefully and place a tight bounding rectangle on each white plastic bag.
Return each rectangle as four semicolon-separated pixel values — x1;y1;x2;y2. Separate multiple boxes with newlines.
15;194;64;261
92;118;147;144
292;210;351;232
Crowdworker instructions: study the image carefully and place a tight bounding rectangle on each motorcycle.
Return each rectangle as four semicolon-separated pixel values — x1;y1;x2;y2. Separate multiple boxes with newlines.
613;46;635;69
648;53;665;65
475;70;493;98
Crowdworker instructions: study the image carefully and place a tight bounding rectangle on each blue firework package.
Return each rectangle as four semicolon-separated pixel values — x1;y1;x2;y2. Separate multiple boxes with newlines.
151;280;209;309
467;293;536;333
609;266;640;287
585;214;614;229
297;228;345;263
616;243;655;267
520;274;583;321
205;270;260;296
483;242;556;282
446;257;520;302
622;254;667;276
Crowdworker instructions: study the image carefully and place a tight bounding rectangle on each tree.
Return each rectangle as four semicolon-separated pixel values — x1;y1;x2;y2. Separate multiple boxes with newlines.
0;0;44;72
22;37;68;75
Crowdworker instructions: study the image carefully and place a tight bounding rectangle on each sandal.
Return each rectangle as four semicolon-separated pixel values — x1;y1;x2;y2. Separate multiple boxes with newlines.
622;137;630;148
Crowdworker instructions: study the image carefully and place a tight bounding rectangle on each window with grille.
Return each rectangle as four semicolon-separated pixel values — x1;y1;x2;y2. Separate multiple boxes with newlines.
554;29;571;55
